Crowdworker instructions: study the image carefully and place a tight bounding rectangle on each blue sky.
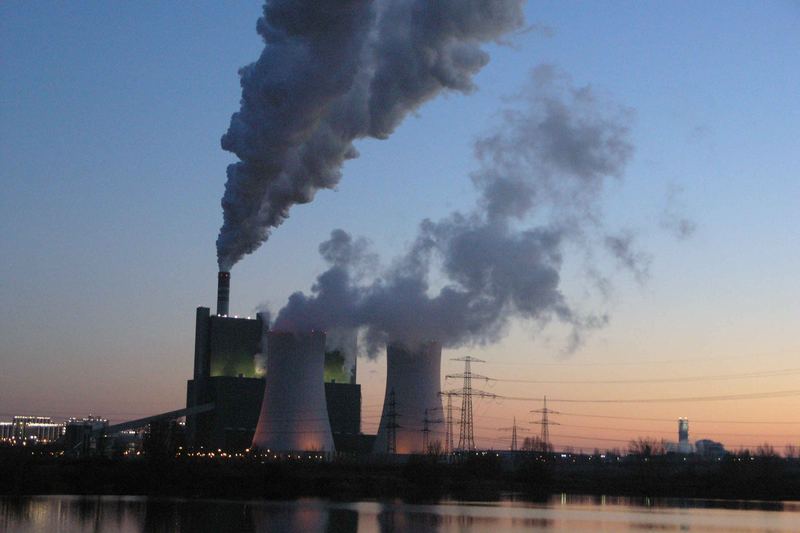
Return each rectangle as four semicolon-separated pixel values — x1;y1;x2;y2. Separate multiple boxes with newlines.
1;2;798;447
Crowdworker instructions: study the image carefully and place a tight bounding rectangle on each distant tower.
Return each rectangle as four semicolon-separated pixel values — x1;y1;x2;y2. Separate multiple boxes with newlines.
498;417;528;452
511;417;518;452
678;418;691;453
440;390;457;454
531;396;559;453
420;408;442;453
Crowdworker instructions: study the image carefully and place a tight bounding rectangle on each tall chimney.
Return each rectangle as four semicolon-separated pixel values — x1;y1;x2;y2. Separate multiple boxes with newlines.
217;271;230;316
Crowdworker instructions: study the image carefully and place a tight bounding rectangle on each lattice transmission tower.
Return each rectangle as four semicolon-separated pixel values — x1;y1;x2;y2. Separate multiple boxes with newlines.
530;395;559;452
439;390;460;454
421;407;443;453
447;356;494;452
385;388;400;454
498;417;529;452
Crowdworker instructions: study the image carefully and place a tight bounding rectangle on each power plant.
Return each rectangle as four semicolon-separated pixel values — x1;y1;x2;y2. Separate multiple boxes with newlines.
3;272;743;463
184;275;727;460
185;273;363;453
373;341;444;454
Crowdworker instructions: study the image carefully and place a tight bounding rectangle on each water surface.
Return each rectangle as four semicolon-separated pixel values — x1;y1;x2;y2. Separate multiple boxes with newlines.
2;494;799;532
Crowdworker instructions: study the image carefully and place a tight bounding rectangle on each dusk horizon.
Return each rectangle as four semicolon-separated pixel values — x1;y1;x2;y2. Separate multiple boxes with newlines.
2;0;799;461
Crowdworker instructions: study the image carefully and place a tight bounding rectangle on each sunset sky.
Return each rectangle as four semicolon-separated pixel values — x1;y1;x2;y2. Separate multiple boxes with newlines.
1;2;799;452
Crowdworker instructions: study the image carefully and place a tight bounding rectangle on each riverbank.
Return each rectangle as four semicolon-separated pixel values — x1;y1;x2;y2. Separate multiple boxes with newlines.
2;449;799;502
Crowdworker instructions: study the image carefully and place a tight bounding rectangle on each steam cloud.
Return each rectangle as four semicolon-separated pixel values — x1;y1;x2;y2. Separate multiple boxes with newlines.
274;66;638;354
217;0;525;271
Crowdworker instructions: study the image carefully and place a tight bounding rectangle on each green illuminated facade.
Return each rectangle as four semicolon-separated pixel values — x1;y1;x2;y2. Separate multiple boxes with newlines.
187;307;266;450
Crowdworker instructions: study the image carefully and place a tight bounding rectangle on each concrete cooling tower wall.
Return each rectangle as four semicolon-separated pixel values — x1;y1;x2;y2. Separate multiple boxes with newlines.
252;331;335;453
373;341;444;454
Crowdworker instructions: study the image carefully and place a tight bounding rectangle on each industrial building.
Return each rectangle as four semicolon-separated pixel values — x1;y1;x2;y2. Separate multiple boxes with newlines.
695;439;726;458
63;416;109;456
323;328;362;440
185;272;362;452
0;416;64;445
185;305;266;451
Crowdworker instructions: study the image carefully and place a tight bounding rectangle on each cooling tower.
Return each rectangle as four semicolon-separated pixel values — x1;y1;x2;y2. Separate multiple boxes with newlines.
252;331;335;452
217;271;230;316
373;341;444;454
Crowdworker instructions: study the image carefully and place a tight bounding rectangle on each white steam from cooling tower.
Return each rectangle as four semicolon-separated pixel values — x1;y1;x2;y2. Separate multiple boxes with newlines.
252;331;335;453
271;66;642;356
373;342;444;454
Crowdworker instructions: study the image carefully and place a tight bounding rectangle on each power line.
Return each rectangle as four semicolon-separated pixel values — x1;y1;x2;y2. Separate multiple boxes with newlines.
547;433;799;450
478;351;791;367
556;411;800;425
500;389;800;404
555;422;800;439
486;367;800;385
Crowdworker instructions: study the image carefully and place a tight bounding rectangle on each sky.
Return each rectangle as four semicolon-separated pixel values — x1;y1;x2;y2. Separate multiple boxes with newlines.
1;1;799;452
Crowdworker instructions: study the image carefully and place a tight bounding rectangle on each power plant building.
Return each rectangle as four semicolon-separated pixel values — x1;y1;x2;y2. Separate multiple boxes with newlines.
186;273;362;452
323;329;361;439
185;307;266;451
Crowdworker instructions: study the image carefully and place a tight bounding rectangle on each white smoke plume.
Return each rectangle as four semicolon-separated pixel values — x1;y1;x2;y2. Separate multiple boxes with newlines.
273;66;639;355
217;0;525;270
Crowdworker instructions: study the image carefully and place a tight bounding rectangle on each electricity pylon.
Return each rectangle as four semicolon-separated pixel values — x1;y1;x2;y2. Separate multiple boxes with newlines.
447;356;498;451
530;395;559;452
498;417;529;451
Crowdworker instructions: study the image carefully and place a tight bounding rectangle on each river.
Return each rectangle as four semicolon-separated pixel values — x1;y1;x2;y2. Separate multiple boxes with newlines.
2;494;798;532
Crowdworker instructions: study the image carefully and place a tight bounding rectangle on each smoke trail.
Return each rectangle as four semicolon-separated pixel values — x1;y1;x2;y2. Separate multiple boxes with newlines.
217;0;525;270
604;232;651;283
273;66;639;354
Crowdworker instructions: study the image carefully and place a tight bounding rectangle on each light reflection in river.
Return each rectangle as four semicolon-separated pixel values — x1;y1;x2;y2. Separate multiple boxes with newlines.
2;494;799;532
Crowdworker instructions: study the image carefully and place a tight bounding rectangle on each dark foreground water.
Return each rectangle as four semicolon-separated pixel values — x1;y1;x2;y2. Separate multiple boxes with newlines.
2;494;799;532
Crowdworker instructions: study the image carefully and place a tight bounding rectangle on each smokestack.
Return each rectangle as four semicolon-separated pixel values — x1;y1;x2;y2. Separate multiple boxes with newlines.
217;271;230;317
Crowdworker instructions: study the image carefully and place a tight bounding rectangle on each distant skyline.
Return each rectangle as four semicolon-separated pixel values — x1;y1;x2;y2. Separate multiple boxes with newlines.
1;2;799;452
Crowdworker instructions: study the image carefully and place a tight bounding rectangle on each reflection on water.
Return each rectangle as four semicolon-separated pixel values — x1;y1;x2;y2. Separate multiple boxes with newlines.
2;494;799;532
